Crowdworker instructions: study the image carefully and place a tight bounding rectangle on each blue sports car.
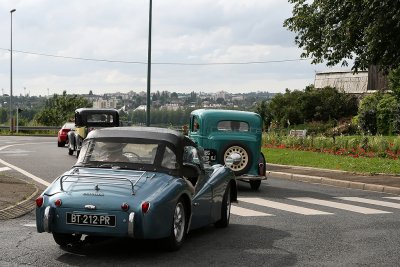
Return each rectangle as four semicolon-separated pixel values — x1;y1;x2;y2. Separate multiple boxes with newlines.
36;127;237;251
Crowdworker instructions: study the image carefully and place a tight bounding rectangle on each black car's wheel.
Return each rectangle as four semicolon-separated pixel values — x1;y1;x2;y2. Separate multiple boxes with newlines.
57;141;65;147
215;185;231;228
250;180;261;190
52;232;82;247
68;144;74;155
219;143;252;176
164;198;187;251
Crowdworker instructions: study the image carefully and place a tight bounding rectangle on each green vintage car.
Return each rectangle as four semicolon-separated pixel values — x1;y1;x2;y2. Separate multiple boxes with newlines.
188;109;267;190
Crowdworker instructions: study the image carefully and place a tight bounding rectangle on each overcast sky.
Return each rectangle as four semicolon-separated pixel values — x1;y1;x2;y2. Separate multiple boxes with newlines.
0;0;345;96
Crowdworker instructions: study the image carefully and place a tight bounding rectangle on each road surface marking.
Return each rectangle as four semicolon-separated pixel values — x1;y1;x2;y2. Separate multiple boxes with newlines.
231;205;274;217
289;197;391;214
337;197;400;209
0;167;11;172
22;223;36;227
238;197;333;215
383;197;400;201
0;143;52;187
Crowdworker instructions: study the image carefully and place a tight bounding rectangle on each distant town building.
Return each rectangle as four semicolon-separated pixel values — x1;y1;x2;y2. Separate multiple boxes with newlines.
92;98;117;109
232;95;244;101
213;91;228;100
134;105;147;112
160;103;180;111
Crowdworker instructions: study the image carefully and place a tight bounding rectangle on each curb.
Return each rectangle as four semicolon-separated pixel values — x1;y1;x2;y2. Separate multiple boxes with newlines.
0;180;40;220
271;171;400;195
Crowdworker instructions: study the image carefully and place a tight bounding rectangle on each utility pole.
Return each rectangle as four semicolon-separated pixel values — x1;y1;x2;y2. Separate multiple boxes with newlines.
146;0;152;126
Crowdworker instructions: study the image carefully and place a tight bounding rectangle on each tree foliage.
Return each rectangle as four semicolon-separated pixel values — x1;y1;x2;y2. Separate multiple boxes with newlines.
34;91;92;126
284;0;400;73
357;92;400;135
265;86;357;127
254;100;271;131
389;67;400;100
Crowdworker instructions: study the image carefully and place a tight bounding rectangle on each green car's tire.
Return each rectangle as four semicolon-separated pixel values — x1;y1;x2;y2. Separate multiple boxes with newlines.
250;180;261;190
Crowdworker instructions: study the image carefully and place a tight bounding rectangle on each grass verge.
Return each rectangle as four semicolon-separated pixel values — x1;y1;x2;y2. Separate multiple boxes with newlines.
262;147;400;175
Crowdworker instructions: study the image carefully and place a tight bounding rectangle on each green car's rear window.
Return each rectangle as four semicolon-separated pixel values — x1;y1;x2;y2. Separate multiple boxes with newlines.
217;121;249;132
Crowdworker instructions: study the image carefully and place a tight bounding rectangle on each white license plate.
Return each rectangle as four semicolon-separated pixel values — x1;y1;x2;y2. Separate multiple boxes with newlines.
66;213;116;227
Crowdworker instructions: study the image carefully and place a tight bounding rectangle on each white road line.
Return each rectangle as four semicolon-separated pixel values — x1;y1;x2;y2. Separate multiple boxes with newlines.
22;223;36;227
0;143;52;187
238;197;333;215
337;197;400;209
0;158;50;186
383;197;400;201
289;197;391;214
0;167;11;172
231;205;274;217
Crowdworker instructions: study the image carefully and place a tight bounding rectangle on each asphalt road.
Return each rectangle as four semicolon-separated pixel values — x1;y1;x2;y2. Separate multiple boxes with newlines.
1;136;400;266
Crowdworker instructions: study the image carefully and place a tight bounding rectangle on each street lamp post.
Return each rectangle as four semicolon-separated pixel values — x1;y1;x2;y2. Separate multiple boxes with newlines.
10;8;16;132
146;0;152;126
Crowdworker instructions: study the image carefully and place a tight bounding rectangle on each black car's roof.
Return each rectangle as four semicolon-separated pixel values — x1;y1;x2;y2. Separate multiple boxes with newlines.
86;127;196;148
75;108;119;114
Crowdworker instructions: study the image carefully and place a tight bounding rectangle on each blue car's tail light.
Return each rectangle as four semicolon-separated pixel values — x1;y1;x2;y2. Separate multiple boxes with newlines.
121;202;129;211
54;199;62;207
36;196;44;207
141;201;150;214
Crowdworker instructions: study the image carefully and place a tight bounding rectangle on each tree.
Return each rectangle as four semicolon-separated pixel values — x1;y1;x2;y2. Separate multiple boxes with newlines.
34;91;92;126
254;100;271;131
284;0;400;73
376;95;397;135
266;86;357;127
357;93;382;135
389;67;400;100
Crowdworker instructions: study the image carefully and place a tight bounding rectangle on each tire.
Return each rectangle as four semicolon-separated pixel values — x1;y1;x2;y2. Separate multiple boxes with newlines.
219;143;252;176
57;141;64;147
68;143;74;155
250;180;261;190
52;232;82;247
164;198;187;251
215;185;231;228
258;152;266;177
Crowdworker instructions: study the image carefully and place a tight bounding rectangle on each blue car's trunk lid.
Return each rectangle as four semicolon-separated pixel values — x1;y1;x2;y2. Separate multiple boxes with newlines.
46;167;173;211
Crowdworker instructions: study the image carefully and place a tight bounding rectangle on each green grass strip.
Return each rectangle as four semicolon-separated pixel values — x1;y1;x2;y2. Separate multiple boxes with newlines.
262;147;400;175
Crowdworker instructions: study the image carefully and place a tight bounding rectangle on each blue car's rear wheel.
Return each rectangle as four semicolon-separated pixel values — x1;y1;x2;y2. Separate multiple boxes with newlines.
215;185;231;228
52;232;82;247
164;198;187;251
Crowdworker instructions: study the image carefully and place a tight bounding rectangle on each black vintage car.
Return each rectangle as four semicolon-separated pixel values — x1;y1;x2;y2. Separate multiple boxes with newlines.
67;108;119;157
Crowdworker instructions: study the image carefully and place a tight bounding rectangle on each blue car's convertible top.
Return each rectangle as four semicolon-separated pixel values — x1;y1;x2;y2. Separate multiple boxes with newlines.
36;127;237;251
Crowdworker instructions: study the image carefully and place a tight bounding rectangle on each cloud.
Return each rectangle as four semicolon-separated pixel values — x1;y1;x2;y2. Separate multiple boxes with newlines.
0;0;345;96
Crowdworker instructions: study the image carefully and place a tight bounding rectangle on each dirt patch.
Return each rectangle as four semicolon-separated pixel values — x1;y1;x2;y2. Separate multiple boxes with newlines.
0;175;37;210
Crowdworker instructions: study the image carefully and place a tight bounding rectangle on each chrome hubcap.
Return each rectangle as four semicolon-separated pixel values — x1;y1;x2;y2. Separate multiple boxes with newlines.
173;202;185;242
224;146;249;172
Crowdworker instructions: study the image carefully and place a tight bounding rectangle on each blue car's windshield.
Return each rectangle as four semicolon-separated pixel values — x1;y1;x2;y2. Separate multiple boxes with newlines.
76;140;177;170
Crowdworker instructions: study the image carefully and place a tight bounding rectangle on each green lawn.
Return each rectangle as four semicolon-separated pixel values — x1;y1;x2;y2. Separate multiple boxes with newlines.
262;147;400;175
